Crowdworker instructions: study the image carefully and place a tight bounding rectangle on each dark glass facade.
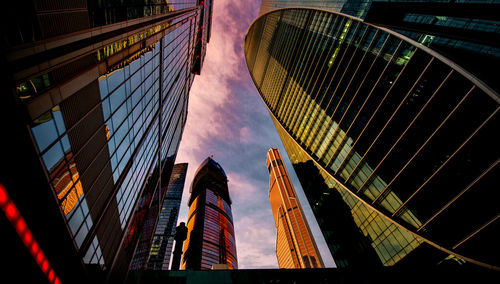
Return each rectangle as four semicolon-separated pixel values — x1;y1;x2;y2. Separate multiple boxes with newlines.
182;157;238;270
147;163;188;270
257;0;500;94
245;7;499;270
1;1;212;283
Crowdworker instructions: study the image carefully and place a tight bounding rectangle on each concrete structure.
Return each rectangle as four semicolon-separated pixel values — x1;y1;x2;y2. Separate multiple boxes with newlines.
171;222;188;270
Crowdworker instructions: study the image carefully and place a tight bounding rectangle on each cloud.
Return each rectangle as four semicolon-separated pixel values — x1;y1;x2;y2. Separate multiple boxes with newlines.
239;126;251;143
174;0;281;269
176;0;258;159
226;171;278;268
174;0;335;269
234;215;278;269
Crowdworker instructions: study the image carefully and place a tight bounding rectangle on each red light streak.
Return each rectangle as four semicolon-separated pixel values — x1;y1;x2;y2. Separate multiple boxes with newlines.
0;183;62;284
5;202;17;220
23;230;33;246
36;250;45;265
16;218;26;234
42;259;50;273
30;238;38;254
0;186;7;205
48;269;55;282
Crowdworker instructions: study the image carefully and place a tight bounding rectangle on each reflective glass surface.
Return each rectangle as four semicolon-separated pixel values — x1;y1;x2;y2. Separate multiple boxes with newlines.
267;149;324;268
147;163;188;270
182;159;238;270
258;0;500;93
245;8;500;269
29;6;202;270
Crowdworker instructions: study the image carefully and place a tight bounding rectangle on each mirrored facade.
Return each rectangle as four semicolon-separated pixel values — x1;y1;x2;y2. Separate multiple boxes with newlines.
245;6;499;270
147;163;188;270
2;1;212;283
182;157;238;270
257;0;500;94
267;148;324;268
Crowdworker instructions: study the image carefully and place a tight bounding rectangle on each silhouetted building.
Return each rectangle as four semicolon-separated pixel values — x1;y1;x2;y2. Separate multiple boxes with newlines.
267;148;324;268
125;267;497;284
182;157;238;270
171;222;188;270
245;2;499;270
0;1;213;283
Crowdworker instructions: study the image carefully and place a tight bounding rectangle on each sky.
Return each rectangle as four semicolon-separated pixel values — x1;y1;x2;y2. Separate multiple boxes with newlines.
175;0;336;269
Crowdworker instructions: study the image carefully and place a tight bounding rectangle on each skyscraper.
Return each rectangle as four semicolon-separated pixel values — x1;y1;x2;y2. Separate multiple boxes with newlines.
1;1;213;283
267;148;324;268
182;157;238;270
146;163;188;270
257;0;500;94
245;2;499;270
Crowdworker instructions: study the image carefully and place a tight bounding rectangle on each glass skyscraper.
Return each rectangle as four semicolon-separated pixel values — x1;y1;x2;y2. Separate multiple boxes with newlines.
182;157;238;270
257;0;500;94
147;163;188;270
245;2;499;270
1;1;212;283
128;163;188;271
267;148;324;268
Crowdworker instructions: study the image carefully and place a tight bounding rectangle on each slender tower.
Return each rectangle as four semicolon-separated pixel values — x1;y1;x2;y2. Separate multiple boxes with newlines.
171;222;188;270
181;157;237;270
267;148;324;268
146;163;188;270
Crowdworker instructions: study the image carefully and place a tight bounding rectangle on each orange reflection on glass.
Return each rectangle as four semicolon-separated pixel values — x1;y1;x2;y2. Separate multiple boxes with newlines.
49;152;84;216
267;148;324;269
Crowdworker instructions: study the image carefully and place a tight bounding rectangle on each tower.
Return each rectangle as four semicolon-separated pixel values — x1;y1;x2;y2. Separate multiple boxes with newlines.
0;1;213;282
171;222;188;270
146;163;188;270
245;2;499;270
129;163;188;271
267;148;324;268
182;157;238;270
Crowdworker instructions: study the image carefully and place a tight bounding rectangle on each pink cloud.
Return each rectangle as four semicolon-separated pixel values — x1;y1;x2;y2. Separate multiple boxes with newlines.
176;0;256;158
239;126;251;143
234;215;278;269
176;0;261;162
226;172;278;268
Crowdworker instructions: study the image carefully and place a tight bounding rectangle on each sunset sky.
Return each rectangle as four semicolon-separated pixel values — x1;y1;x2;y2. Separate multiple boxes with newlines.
175;0;336;268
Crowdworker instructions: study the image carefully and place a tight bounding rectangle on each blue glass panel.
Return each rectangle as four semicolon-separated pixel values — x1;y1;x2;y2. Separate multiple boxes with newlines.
68;205;85;236
53;110;66;133
31;119;58;152
61;135;71;152
107;69;125;93
98;78;109;100
42;142;64;170
102;98;111;121
110;85;126;113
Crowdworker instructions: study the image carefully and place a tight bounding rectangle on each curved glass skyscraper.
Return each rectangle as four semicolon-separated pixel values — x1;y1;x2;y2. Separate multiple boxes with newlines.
245;4;499;270
182;157;238;270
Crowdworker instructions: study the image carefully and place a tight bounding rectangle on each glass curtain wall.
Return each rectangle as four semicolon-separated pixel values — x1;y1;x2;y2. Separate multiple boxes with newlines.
245;8;500;269
182;158;238;270
28;5;199;271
